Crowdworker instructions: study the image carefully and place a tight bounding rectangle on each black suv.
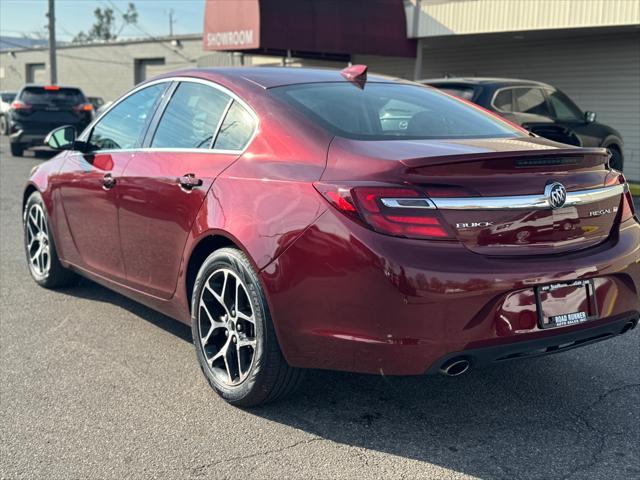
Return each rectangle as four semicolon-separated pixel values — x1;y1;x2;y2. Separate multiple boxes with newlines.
422;78;625;171
8;85;93;157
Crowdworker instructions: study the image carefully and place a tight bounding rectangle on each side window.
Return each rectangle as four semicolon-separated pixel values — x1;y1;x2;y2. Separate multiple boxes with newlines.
493;89;513;112
90;83;166;151
213;101;256;151
547;90;582;121
151;82;230;149
513;88;551;116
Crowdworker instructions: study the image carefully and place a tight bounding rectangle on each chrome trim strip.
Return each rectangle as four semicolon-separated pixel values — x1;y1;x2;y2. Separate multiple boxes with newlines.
381;198;436;209
431;184;624;210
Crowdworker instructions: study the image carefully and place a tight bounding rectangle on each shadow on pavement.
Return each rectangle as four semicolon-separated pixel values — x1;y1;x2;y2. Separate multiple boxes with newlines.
59;278;637;479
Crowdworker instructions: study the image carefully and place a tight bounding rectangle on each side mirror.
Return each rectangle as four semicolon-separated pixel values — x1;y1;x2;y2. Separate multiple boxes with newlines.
44;125;77;151
584;111;596;123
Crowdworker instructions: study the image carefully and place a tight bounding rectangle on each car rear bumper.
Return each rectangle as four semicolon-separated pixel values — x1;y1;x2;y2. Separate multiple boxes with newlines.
10;130;47;147
261;209;640;375
425;312;638;374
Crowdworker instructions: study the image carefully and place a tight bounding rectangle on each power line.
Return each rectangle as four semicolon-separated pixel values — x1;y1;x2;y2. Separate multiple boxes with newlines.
106;0;195;63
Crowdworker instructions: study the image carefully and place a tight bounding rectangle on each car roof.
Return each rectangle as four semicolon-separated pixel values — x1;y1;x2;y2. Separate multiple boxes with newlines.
20;84;85;90
421;77;554;89
168;67;401;89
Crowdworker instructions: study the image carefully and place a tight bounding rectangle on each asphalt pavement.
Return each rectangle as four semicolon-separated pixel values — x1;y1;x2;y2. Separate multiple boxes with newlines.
1;137;639;479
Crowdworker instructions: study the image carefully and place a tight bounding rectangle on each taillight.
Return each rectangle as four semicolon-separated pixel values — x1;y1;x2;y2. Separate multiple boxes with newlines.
621;183;636;222
10;100;31;110
73;103;93;112
314;183;452;240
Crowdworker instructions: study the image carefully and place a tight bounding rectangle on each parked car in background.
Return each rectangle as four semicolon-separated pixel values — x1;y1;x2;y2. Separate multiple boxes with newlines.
8;85;93;156
95;100;113;117
23;67;639;406
422;78;625;171
0;91;17;135
87;96;105;115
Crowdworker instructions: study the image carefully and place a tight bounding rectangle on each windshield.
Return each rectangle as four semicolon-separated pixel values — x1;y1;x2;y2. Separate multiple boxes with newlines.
20;87;85;106
271;82;521;140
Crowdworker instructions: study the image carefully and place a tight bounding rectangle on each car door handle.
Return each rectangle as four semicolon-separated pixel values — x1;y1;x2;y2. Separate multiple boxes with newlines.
178;173;203;190
103;173;116;189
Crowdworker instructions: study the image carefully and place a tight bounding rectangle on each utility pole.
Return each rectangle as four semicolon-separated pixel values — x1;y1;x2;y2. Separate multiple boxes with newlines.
168;9;175;37
47;0;57;84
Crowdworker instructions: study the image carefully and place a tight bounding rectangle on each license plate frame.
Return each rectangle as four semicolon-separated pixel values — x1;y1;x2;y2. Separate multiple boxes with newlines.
535;279;599;329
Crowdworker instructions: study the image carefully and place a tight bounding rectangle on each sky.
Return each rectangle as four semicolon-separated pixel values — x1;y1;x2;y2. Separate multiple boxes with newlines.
0;0;206;42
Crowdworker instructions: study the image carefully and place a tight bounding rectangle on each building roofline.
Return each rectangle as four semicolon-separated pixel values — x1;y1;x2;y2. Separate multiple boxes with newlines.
1;33;203;54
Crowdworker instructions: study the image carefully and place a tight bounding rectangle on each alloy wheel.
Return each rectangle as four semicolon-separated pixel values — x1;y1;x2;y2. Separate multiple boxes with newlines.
198;268;257;386
25;203;51;277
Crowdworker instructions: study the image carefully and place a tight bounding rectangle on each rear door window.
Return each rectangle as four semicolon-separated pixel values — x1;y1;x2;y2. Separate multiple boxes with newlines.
151;81;230;149
513;88;551;116
90;83;166;151
213;101;256;151
493;89;513;112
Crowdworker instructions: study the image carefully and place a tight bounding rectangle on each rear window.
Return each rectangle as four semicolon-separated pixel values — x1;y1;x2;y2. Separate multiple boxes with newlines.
271;82;520;140
1;93;16;103
20;87;85;106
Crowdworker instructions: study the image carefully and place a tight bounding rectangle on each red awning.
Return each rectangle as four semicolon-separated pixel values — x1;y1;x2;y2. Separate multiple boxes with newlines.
203;0;416;57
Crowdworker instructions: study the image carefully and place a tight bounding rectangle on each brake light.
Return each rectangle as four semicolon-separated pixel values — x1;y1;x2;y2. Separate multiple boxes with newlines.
314;183;452;240
44;85;60;90
10;100;31;110
621;184;636;222
73;103;93;112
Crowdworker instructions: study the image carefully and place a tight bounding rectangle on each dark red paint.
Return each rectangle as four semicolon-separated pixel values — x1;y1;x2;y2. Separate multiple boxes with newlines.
25;68;640;376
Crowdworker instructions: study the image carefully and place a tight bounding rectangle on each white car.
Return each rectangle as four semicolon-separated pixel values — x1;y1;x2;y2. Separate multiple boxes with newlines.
0;91;17;135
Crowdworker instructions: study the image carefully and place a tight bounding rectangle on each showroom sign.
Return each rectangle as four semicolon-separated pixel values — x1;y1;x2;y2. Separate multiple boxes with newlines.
203;0;260;51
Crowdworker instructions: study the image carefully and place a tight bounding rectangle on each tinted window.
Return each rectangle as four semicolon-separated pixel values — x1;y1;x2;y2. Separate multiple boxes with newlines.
20;87;85;106
151;82;229;149
513;88;551;116
434;86;476;101
90;83;165;151
1;93;16;103
214;101;256;150
547;90;582;121
493;89;513;112
271;83;521;140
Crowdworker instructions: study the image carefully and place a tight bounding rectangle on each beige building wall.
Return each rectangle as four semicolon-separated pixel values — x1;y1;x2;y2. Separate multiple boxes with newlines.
405;0;640;38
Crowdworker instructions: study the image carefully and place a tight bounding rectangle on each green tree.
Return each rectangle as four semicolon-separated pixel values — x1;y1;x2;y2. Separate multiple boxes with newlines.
73;3;138;42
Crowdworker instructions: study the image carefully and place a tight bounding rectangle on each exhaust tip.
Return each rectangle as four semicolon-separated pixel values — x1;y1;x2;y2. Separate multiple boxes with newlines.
440;358;470;377
620;321;636;335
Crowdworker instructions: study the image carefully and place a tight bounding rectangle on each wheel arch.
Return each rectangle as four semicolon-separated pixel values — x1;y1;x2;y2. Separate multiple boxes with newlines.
22;183;39;213
184;231;256;313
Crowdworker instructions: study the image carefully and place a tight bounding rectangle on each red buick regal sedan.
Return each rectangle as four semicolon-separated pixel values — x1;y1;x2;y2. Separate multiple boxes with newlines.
23;66;640;406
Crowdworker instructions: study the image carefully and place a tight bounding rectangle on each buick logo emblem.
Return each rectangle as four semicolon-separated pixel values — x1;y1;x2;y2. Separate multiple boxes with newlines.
545;182;567;209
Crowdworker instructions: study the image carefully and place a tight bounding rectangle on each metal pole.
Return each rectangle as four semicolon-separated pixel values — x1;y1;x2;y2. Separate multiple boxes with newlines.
412;0;422;81
47;0;57;84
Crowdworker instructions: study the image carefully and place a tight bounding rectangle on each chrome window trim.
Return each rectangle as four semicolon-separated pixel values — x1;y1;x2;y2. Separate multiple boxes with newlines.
381;198;436;209
76;75;259;155
431;184;624;210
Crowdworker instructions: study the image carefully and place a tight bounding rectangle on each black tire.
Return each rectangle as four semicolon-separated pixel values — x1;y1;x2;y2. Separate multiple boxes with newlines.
10;142;24;157
0;115;7;135
608;146;624;172
191;247;304;407
23;191;80;289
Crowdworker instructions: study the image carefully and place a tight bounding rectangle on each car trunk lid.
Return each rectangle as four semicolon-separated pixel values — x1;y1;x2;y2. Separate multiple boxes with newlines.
323;136;623;256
